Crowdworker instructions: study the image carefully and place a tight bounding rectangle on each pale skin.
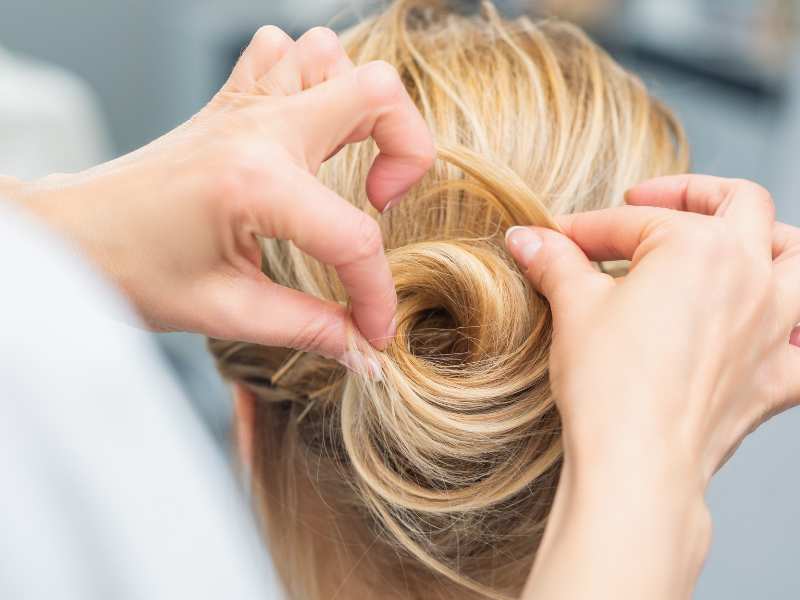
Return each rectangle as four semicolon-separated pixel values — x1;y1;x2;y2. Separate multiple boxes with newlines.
507;175;800;599
231;167;800;597
0;26;436;376
3;24;800;599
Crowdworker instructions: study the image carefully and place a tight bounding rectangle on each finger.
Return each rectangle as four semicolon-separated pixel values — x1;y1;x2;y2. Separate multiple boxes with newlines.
556;205;679;262
292;60;435;211
626;174;775;253
224;26;293;93
775;245;800;325
257;27;353;96
773;222;800;261
257;164;396;350
771;224;800;327
629;176;800;260
505;226;611;315
629;176;800;321
212;277;381;378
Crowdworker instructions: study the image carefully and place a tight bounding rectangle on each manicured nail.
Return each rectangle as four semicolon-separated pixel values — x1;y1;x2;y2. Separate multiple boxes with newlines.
382;194;403;214
505;226;542;266
339;350;383;381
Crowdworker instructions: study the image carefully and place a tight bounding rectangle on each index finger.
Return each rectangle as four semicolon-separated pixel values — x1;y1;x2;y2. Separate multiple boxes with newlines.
557;205;679;262
625;174;775;253
296;60;436;212
258;164;396;351
628;174;798;261
223;26;293;93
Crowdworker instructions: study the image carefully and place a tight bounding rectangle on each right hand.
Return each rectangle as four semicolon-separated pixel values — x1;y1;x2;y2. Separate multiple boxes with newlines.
5;26;434;374
506;175;800;484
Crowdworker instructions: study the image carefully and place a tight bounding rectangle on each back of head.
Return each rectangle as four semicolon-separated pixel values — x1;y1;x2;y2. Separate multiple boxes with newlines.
210;1;688;598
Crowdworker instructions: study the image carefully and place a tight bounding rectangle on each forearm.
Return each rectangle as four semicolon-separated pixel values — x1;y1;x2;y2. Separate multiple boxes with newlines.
523;446;711;600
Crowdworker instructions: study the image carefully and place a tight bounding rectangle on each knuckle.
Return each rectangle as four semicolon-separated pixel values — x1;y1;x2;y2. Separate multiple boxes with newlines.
211;145;268;206
287;308;345;356
736;179;775;217
358;60;403;107
681;217;772;279
732;178;766;195
351;213;385;262
683;219;730;253
778;241;800;264
669;222;733;269
300;26;342;58
634;207;675;244
411;143;436;173
252;25;291;50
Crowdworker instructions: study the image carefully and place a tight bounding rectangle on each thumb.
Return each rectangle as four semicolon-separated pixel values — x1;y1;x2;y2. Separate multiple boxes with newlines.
505;226;610;313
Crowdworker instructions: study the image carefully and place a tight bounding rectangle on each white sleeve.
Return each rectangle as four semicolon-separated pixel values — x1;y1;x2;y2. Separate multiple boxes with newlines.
0;200;283;599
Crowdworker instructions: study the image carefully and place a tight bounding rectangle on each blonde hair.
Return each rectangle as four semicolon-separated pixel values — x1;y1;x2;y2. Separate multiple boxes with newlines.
210;1;689;598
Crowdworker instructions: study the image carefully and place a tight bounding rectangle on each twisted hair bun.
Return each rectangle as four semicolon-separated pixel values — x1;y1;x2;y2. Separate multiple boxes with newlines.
210;1;688;598
341;152;561;595
344;242;561;595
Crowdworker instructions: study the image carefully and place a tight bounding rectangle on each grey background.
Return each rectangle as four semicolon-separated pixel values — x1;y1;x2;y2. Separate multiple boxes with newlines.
1;0;798;597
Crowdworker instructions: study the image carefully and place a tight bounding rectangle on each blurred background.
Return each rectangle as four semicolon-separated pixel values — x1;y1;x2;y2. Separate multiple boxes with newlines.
1;0;798;597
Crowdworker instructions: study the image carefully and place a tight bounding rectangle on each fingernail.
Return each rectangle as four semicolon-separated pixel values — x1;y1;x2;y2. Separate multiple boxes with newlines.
387;316;398;339
382;195;402;214
505;226;542;266
339;350;383;381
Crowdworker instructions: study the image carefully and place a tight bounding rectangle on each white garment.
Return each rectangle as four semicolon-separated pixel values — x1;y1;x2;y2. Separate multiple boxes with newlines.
0;200;281;599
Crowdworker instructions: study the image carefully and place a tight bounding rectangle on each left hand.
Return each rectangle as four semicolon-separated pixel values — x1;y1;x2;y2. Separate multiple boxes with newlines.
511;174;800;600
509;174;800;483
1;26;434;370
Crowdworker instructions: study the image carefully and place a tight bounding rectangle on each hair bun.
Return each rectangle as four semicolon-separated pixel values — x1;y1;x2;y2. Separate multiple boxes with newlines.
340;235;562;589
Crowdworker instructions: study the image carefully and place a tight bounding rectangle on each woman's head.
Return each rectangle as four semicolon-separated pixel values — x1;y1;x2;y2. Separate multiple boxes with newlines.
210;1;688;598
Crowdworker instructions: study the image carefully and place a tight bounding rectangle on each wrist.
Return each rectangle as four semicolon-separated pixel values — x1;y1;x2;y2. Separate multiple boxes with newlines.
0;172;78;218
569;429;711;571
566;448;711;552
525;452;711;600
0;172;98;246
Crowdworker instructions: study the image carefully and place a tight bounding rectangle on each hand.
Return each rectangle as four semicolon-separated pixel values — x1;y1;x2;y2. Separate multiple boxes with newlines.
507;175;800;599
508;174;800;481
2;26;434;371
